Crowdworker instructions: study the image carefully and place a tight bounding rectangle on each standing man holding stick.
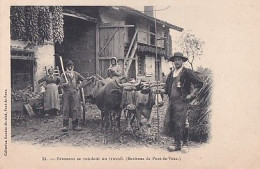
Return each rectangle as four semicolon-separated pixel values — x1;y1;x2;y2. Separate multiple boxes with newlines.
165;52;203;152
60;60;85;132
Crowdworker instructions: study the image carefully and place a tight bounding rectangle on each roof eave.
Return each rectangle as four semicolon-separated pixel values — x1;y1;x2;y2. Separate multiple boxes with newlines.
118;6;184;32
167;25;184;32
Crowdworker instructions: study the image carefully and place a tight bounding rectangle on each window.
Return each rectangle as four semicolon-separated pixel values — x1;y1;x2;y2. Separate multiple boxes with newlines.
138;55;145;75
11;50;35;90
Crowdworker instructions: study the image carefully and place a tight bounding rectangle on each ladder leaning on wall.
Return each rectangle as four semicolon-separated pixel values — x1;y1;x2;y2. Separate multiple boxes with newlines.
44;66;61;76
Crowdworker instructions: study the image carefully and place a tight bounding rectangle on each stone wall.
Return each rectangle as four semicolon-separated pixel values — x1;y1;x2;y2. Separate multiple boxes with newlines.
34;44;55;93
11;40;55;92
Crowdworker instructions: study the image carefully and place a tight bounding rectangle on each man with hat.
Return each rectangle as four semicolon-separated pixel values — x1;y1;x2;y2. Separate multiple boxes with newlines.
60;60;85;132
107;57;122;79
164;52;203;152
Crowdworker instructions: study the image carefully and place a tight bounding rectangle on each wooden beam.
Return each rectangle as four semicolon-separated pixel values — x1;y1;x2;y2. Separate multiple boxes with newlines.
138;29;166;39
11;47;34;53
99;57;125;60
125;42;138;75
96;24;99;75
125;30;138;59
11;55;34;60
99;25;135;28
125;58;137;60
124;30;138;73
137;43;166;55
119;6;183;32
63;9;98;23
135;57;138;79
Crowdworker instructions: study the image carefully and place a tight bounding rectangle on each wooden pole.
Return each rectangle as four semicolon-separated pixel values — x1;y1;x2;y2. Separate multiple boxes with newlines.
96;24;100;75
154;7;161;144
56;55;68;83
80;83;86;125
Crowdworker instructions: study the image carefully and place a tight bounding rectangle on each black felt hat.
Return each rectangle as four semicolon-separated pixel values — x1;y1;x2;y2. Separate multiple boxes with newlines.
66;60;74;67
169;52;188;62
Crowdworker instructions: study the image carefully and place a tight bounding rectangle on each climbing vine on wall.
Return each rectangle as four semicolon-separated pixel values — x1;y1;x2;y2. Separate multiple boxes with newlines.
10;6;64;45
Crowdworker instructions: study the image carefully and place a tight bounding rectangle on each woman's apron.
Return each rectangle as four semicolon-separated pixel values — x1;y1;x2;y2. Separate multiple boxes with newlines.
44;83;60;111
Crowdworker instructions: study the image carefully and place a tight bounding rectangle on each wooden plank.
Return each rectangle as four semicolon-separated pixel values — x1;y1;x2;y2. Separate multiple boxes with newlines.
101;28;108;58
99;28;104;57
98;27;119;56
104;29;109;58
99;59;111;78
99;60;104;78
119;28;124;58
111;28;116;58
113;28;119;58
108;28;113;58
139;29;156;36
24;104;35;116
99;60;103;77
99;27;105;57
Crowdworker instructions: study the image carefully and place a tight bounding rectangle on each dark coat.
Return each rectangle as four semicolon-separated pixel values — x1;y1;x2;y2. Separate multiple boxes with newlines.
61;71;85;91
165;67;203;98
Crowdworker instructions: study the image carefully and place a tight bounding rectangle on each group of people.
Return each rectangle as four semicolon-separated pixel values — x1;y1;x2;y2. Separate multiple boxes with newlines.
38;61;86;131
38;52;203;153
38;57;122;132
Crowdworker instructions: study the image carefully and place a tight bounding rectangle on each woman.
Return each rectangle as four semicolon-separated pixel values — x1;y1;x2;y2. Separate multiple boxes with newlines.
107;57;122;79
38;68;61;116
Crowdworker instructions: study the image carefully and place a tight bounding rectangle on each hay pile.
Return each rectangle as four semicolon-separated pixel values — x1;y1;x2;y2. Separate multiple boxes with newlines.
188;74;212;142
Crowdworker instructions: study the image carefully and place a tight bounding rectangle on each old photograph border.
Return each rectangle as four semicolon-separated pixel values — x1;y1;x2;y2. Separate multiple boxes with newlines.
1;0;260;169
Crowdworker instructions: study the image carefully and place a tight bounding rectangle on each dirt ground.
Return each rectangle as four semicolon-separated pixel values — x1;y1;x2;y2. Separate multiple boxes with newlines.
11;97;201;150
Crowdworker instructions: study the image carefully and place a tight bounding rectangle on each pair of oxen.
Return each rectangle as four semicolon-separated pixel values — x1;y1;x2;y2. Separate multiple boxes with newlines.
80;76;164;144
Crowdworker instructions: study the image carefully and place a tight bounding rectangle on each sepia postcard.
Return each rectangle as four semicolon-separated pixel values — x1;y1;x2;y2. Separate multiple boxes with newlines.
0;0;260;169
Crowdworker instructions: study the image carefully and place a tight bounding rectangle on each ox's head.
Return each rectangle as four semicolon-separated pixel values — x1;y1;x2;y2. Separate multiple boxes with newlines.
97;77;140;109
114;78;143;111
136;81;165;108
83;75;105;104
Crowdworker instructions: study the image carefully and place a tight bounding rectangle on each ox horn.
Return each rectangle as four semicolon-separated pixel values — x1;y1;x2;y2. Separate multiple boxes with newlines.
115;79;141;88
115;79;124;88
149;81;160;85
149;81;163;88
134;79;141;87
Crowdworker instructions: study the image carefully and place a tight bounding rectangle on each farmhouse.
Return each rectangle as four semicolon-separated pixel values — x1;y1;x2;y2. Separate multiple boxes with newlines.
10;6;183;92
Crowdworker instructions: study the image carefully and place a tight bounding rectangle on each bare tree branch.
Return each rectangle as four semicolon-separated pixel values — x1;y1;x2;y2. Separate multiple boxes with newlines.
174;30;204;69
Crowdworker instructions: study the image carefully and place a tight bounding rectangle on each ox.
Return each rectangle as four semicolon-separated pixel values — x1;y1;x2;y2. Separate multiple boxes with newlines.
120;81;165;135
87;76;141;143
